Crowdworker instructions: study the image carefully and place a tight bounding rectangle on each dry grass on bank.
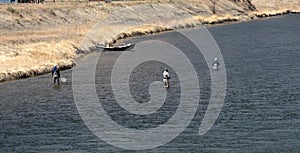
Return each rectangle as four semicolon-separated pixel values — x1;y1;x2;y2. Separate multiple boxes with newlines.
0;40;76;81
0;24;91;81
0;24;88;45
195;14;242;24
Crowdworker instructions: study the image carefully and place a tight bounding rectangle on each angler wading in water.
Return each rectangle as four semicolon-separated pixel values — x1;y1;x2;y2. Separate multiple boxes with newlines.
51;64;60;86
163;69;170;88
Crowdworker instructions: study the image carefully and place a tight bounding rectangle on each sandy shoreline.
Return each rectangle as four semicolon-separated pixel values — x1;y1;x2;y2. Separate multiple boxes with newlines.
0;0;299;82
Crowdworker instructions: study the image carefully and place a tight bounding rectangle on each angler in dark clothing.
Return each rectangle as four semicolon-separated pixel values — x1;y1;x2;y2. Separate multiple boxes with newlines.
51;65;60;85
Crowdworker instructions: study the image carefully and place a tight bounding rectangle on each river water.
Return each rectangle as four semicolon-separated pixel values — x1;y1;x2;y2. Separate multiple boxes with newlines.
1;14;299;152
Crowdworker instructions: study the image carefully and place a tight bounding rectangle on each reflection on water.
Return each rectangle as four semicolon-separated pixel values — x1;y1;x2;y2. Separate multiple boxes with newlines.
0;15;300;152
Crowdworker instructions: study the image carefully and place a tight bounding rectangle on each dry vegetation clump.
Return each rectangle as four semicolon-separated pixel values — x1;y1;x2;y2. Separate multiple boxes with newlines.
0;23;90;82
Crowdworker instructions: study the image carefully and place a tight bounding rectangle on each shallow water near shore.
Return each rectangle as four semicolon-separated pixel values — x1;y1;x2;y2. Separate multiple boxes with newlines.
1;14;300;152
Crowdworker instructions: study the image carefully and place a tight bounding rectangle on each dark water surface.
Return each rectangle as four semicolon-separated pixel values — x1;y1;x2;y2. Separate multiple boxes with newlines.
1;15;300;152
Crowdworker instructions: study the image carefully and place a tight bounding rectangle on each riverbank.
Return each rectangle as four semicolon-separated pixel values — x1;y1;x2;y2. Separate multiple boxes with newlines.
0;0;299;82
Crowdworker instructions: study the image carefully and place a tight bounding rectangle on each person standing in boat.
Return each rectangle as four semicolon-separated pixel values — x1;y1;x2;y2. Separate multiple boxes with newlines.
163;69;170;88
212;58;220;70
52;64;60;85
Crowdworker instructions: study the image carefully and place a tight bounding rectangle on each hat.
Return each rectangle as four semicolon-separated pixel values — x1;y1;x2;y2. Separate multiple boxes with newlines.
214;58;218;61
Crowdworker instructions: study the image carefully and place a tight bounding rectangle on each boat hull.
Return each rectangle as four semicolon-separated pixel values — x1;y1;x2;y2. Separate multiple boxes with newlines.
101;43;135;51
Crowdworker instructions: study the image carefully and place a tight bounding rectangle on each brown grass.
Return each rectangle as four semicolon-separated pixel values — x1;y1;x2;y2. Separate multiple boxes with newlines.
0;24;90;81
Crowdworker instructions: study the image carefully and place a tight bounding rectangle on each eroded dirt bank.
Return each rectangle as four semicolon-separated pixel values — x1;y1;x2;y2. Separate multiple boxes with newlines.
0;0;299;82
